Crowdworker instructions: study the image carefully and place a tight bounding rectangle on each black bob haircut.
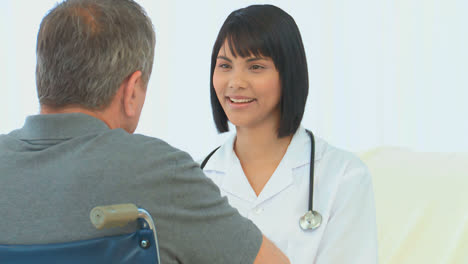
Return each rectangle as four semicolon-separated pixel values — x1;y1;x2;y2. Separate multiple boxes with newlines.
210;4;309;138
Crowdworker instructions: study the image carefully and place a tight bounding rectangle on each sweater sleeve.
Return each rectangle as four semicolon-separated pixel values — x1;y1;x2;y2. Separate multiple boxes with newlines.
153;149;262;264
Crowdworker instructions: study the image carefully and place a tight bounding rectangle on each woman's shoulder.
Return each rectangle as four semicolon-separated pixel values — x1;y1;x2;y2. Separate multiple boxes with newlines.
317;137;364;166
314;136;371;183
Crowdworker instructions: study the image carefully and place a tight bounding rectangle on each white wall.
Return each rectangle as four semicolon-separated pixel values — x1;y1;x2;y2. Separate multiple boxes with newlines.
1;0;467;160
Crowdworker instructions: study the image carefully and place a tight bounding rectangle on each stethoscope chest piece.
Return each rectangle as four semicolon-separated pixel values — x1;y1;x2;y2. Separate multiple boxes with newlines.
299;210;322;230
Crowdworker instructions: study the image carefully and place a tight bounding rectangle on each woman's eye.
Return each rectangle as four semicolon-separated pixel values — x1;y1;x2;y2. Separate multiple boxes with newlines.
250;65;264;70
218;63;231;69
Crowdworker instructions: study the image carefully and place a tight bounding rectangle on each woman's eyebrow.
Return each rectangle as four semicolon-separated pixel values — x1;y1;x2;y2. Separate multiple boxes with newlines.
246;57;267;62
217;56;232;62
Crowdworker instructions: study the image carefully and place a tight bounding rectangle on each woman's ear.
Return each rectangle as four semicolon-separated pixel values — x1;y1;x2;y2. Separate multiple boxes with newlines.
122;71;143;117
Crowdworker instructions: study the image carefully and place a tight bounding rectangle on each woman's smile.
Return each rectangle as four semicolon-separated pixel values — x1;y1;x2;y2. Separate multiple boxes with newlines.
226;96;256;108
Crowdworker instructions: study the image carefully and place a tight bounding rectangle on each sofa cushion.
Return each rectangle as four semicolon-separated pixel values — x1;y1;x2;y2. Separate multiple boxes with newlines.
360;147;468;264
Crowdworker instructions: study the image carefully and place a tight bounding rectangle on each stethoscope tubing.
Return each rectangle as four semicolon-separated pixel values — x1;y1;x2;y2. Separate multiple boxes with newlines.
306;130;315;213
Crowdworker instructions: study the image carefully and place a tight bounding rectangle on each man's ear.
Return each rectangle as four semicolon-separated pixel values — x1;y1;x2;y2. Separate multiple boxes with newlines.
122;71;143;117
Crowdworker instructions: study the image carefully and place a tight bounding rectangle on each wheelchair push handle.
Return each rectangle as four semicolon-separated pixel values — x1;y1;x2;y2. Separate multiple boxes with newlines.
90;203;139;229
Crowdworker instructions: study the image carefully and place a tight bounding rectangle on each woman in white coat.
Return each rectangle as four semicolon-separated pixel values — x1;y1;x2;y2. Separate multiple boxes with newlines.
201;5;378;263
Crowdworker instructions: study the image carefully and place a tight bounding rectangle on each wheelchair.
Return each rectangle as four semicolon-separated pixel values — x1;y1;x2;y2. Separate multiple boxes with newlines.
0;203;161;264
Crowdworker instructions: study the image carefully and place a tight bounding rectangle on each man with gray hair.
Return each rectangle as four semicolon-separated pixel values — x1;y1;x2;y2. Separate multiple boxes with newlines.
0;0;289;263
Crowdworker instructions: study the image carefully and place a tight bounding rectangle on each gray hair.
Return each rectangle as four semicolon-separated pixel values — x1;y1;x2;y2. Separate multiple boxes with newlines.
36;0;155;109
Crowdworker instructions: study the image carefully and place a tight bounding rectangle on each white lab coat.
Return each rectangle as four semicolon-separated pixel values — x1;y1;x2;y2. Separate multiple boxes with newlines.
202;127;378;263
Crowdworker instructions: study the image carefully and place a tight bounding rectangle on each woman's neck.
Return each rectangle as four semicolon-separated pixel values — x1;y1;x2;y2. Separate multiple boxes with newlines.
234;122;293;196
235;125;292;162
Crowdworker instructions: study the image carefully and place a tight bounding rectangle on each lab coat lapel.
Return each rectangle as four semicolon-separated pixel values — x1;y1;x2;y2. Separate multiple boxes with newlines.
221;159;258;203
207;134;258;202
255;157;294;205
255;127;322;204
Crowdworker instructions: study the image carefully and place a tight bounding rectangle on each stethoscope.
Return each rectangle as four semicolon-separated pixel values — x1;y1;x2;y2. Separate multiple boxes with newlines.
299;130;322;231
200;129;322;231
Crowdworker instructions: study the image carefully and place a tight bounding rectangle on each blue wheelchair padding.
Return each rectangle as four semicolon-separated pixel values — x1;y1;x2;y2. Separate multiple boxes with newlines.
0;228;158;264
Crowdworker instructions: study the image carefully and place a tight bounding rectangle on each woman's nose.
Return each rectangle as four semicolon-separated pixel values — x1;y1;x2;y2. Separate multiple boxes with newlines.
228;71;248;89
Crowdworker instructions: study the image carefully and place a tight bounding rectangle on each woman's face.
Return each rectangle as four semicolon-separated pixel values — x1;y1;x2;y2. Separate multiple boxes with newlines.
213;41;282;131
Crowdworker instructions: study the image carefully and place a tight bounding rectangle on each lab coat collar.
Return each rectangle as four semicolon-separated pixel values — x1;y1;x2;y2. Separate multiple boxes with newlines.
203;126;324;204
253;127;325;204
286;126;324;168
204;133;259;202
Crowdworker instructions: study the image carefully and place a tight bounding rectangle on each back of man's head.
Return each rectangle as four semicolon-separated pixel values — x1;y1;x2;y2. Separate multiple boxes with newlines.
36;0;155;110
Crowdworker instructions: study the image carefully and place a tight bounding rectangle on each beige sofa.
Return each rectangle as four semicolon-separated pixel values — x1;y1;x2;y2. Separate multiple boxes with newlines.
360;147;468;264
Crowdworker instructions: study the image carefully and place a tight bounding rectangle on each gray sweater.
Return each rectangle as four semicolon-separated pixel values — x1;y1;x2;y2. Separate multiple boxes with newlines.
0;113;261;263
